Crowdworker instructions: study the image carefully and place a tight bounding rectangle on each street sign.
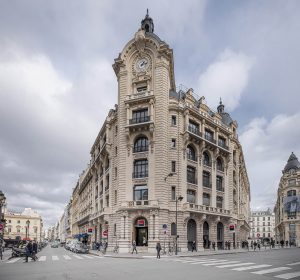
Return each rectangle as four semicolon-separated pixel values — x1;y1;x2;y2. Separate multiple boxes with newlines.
102;230;108;237
162;224;167;229
88;228;93;233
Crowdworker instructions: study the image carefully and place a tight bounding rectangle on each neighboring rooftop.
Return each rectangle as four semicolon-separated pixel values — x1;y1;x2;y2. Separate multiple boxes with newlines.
283;152;300;173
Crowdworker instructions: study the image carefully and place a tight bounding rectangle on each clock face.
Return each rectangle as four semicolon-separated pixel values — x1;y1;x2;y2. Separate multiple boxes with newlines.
136;58;149;72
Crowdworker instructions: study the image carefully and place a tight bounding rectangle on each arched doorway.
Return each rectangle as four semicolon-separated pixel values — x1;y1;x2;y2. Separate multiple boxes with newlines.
134;217;148;246
203;221;210;249
217;222;224;249
187;219;197;251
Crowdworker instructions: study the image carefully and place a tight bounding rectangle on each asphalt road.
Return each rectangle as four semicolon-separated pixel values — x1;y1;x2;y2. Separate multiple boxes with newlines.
0;246;299;280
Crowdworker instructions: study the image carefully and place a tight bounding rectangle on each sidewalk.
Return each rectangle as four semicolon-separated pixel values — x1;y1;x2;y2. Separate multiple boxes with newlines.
89;246;294;259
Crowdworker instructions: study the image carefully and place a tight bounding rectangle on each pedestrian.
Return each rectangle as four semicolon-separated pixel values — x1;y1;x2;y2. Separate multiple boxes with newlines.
228;241;231;250
131;240;138;254
142;236;147;246
280;240;284;248
257;241;261;250
253;241;257;251
24;241;35;262
192;241;197;252
103;240;108;253
32;240;38;261
285;240;288;247
212;241;216;251
156;242;161;259
250;240;253;250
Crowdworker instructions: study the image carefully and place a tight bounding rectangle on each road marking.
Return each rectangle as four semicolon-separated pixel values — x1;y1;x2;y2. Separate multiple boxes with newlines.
72;255;84;259
6;258;21;263
38;256;46;262
52;256;59;261
63;255;72;260
286;262;300;266
252;267;291;275
217;262;255;268
275;271;300;279
192;259;227;264
81;255;94;259
203;261;240;266
232;264;272;271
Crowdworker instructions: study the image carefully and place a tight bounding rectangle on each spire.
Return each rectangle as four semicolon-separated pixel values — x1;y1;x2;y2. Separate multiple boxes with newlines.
217;97;225;113
141;9;154;33
283;152;300;173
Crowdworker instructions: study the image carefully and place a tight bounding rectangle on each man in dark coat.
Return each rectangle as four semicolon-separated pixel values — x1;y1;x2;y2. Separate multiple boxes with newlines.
24;241;35;262
156;242;162;259
32;240;38;260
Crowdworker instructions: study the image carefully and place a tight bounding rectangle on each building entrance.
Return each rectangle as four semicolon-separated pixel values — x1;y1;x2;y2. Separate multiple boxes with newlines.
134;217;148;246
187;219;196;251
203;221;210;249
217;222;224;249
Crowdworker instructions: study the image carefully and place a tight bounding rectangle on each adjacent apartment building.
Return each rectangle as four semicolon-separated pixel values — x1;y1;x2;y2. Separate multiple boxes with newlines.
249;208;275;241
274;152;300;246
69;12;251;252
4;208;43;243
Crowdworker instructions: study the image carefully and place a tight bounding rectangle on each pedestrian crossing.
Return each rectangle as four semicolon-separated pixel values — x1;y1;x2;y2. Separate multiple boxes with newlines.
5;254;104;264
159;257;300;279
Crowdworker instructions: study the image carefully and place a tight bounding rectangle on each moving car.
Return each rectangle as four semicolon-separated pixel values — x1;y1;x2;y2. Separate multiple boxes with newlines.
51;241;59;248
73;243;89;254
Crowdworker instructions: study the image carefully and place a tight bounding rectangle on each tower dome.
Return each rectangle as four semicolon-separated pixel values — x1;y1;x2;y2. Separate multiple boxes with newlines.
141;9;154;33
283;152;300;173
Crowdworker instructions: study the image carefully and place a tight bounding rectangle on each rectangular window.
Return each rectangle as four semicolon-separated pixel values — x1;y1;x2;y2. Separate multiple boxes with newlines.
287;190;296;196
171;161;176;173
187;190;196;204
216;176;223;191
268;217;270;221
263;217;265;221
204;129;214;142
131;109;149;124
133;159;148;178
137;85;147;92
171;138;176;148
115;146;118;155
171;186;176;201
133;185;148;201
187;166;197;184
203;193;210;206
106;195;109;207
288;179;296;186
115;190;117;205
203;171;210;188
171;115;177;126
218;136;226;148
216;196;223;208
188;120;200;136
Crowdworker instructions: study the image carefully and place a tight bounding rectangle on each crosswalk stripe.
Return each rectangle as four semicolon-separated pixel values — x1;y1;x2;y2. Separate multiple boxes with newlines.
72;255;83;259
217;262;255;268
63;255;72;260
275;271;300;279
203;261;240;266
38;256;46;262
252;267;291;275
81;255;94;259
232;264;272;271
193;259;227;265
52;256;59;261
286;262;300;266
6;258;21;263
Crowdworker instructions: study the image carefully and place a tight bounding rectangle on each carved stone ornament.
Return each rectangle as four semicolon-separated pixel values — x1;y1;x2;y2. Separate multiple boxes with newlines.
134;29;146;54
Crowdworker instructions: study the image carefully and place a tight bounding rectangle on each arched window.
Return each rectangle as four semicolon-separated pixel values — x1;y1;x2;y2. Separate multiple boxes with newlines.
216;157;224;171
133;159;148;178
187;145;196;161
133;136;149;153
203;152;211;166
287;190;296;196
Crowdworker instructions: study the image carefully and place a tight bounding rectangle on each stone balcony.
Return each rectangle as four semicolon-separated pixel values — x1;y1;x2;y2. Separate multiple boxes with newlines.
182;202;231;216
120;200;159;210
125;90;154;103
90;207;111;220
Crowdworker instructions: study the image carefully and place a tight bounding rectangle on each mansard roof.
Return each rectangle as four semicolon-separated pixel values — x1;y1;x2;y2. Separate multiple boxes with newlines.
283;152;300;172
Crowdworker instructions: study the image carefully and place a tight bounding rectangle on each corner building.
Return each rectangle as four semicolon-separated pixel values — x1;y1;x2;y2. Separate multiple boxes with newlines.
87;14;251;252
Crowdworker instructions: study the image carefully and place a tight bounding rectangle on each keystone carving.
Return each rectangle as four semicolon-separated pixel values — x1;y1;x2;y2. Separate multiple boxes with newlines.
134;29;146;54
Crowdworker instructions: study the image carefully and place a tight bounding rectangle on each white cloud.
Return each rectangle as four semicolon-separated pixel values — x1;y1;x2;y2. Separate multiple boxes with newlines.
197;49;254;111
240;113;300;210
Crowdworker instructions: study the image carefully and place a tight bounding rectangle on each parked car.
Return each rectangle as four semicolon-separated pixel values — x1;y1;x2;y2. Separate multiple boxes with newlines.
51;241;59;248
74;243;89;254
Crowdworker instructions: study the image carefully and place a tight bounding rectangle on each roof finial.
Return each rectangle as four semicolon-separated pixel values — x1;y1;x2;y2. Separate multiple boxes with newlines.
146;8;149;17
219;97;222;105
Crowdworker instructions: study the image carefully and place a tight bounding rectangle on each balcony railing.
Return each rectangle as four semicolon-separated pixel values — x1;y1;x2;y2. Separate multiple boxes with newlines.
132;171;149;178
218;141;229;150
205;135;216;144
121;200;159;208
187;176;197;185
183;202;231;215
203;161;212;167
203;182;212;188
188;124;201;137
129;116;150;125
187;154;198;162
216;186;224;192
133;146;149;153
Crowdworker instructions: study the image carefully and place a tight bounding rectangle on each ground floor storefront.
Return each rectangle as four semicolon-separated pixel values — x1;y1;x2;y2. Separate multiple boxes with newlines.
275;221;300;247
88;209;250;253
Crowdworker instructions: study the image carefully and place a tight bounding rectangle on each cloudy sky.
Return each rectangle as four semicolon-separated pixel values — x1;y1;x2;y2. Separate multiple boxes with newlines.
0;0;299;228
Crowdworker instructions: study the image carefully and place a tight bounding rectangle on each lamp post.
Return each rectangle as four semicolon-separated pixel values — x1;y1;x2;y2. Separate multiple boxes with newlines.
0;190;6;242
175;195;183;255
26;220;30;240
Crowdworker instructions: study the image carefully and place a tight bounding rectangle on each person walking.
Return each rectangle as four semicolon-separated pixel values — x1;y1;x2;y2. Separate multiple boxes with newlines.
142;236;147;246
24;241;35;262
32;240;38;261
192;241;197;252
131;240;138;254
156;242;162;259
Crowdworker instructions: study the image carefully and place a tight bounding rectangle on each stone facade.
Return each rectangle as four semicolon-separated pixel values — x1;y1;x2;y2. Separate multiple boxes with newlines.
274;152;300;246
249;208;275;241
4;208;43;242
70;13;251;252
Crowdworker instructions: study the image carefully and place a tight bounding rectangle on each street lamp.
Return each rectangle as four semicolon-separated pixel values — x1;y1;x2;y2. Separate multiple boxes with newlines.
175;195;183;255
26;220;30;240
